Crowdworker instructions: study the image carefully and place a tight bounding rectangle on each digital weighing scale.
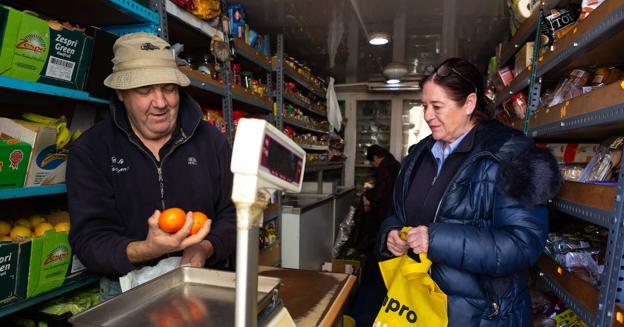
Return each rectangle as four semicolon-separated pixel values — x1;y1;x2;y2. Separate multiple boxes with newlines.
69;119;305;327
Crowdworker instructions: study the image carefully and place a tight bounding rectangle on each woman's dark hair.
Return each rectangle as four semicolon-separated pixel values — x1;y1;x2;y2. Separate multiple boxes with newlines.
420;58;494;123
366;144;390;161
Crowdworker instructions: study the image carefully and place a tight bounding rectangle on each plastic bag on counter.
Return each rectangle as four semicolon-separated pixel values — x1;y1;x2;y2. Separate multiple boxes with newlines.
332;206;357;258
119;257;182;292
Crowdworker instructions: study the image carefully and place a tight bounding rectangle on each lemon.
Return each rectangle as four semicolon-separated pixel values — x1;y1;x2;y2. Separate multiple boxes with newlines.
0;221;10;235
10;225;32;241
35;223;54;237
54;222;71;233
29;215;47;229
14;218;32;230
0;235;11;242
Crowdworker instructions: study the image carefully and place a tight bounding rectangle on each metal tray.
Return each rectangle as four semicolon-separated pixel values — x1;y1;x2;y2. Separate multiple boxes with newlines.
69;267;281;327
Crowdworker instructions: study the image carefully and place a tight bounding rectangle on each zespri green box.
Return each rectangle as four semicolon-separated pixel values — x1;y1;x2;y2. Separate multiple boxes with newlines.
0;136;31;189
23;230;85;298
0;5;93;89
0;241;28;306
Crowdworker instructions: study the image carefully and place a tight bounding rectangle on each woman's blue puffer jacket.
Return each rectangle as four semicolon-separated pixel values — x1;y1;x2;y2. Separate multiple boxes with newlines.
377;120;562;327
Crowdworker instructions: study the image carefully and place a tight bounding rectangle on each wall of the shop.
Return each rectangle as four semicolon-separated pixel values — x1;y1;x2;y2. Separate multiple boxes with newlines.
336;89;424;187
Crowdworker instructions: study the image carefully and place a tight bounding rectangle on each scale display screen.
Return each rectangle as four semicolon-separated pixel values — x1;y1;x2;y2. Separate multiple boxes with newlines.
260;134;303;184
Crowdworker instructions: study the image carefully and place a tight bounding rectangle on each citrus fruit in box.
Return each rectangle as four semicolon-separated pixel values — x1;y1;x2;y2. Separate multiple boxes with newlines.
29;215;47;229
159;208;186;233
35;222;54;236
14;218;32;229
54;222;71;232
191;212;209;235
10;225;32;240
0;221;10;235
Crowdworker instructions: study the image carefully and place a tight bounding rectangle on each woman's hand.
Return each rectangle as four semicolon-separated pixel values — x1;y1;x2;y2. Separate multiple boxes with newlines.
406;226;429;254
387;229;409;257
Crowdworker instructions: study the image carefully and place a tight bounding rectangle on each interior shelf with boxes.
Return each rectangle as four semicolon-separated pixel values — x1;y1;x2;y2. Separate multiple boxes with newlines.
0;0;162;322
493;0;624;325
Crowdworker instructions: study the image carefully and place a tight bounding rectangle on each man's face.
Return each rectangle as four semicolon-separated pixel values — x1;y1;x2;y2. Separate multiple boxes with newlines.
116;84;180;142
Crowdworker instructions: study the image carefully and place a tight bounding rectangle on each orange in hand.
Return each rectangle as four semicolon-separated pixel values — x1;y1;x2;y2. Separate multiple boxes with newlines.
159;208;186;233
190;212;209;235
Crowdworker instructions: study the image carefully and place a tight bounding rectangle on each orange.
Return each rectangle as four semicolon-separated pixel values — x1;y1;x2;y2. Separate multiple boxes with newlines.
10;225;32;241
29;215;46;229
190;212;209;235
159;208;186;233
14;218;31;230
35;223;54;237
54;222;71;233
0;235;11;242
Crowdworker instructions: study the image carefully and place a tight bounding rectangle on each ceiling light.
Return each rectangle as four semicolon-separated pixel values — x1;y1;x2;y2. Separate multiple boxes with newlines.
369;32;390;45
383;62;408;83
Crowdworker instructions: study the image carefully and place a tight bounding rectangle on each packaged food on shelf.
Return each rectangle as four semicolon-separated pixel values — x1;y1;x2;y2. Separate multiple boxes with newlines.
202;108;226;136
580;0;605;20
171;0;198;12
545;69;590;108
0;5;94;90
0;136;31;189
497;65;514;87
514;42;534;76
191;0;221;21
537;143;599;164
0;117;69;187
590;66;621;87
0;240;24;306
560;164;586;182
540;8;579;48
227;3;246;40
507;92;528;119
578;137;623;182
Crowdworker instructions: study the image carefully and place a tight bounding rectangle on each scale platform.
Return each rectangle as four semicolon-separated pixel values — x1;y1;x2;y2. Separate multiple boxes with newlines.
69;267;283;326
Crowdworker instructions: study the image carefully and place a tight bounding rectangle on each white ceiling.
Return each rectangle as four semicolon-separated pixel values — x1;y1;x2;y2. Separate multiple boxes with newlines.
235;0;509;83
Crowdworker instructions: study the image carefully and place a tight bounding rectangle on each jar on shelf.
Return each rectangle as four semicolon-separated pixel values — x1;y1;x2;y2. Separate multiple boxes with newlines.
232;64;242;86
242;71;254;90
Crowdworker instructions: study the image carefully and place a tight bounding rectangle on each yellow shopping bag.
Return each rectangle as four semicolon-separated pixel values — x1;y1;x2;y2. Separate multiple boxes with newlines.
374;227;448;326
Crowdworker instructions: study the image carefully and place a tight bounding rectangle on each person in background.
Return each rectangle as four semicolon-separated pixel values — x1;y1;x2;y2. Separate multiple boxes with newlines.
377;58;562;326
67;32;236;301
348;145;400;326
363;144;400;228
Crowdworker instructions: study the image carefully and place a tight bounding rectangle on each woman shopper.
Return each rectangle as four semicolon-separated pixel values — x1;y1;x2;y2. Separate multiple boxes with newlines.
377;58;562;326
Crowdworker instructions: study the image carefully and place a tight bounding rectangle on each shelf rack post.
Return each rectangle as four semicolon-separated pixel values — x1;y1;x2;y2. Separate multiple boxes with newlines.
275;34;285;130
151;0;169;41
597;158;624;326
222;61;234;144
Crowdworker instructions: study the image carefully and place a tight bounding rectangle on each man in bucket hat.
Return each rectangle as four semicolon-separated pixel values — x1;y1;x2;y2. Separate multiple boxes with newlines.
66;32;236;300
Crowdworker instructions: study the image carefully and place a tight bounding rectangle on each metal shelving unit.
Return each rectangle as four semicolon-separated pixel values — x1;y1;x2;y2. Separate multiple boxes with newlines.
0;76;108;105
282;117;328;134
305;162;344;172
283;93;327;117
509;1;624;325
0;275;99;318
0;0;159;319
299;144;329;151
0;185;68;200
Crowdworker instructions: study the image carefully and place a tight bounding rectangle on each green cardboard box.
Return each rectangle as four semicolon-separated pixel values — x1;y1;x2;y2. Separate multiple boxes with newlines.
0;241;25;306
0;5;93;89
25;230;85;298
0;136;31;189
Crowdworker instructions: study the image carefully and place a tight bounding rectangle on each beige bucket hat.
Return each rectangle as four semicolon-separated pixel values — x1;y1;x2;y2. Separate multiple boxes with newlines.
103;32;190;90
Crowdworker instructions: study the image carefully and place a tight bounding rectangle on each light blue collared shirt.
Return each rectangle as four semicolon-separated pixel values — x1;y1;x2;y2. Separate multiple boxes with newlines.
431;132;470;174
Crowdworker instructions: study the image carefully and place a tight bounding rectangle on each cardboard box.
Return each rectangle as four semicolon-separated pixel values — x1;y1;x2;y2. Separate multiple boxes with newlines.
537;143;599;163
321;259;361;275
0;241;28;306
0;5;93;89
0;136;31;189
514;42;534;76
0;118;67;187
25;230;85;297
